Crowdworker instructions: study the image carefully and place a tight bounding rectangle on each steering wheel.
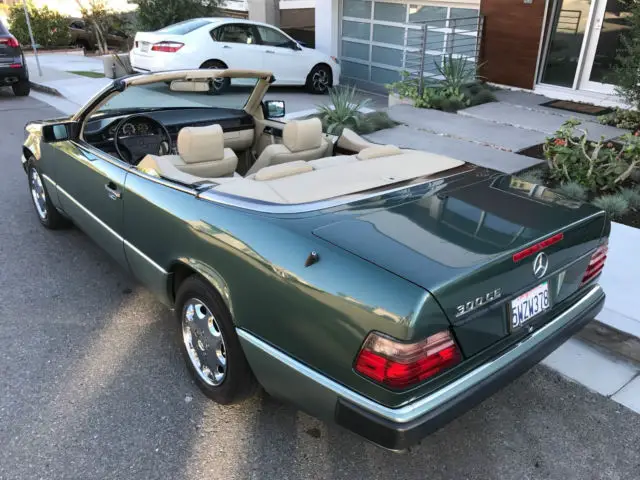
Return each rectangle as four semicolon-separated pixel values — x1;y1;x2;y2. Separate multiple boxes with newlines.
113;114;172;164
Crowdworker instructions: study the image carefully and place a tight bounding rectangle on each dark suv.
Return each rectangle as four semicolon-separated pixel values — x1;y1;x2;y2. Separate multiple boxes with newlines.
0;22;30;96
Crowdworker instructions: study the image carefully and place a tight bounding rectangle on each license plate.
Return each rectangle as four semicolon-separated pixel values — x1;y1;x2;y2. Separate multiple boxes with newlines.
510;282;549;331
140;42;150;53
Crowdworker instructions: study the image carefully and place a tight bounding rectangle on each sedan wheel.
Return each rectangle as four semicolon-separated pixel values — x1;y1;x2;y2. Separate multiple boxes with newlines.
182;298;227;386
30;167;48;222
175;275;258;404
307;65;332;94
26;159;69;230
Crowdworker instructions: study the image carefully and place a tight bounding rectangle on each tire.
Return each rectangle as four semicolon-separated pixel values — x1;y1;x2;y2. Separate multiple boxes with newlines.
12;80;30;97
200;60;230;95
26;158;69;229
175;275;258;404
306;64;332;94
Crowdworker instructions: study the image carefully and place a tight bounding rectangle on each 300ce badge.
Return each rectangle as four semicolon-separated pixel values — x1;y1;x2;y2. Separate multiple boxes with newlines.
456;288;503;317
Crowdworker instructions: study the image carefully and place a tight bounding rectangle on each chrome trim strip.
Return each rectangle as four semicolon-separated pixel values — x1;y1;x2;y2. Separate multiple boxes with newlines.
123;239;167;275
198;169;472;214
57;184;125;242
237;284;603;424
55;181;168;275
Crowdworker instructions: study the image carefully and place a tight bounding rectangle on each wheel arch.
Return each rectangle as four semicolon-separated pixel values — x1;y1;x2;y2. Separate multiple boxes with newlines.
200;59;228;69
309;62;333;80
168;258;235;320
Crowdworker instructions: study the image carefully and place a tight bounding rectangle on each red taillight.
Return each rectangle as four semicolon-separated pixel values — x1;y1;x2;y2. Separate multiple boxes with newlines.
0;36;20;48
513;233;564;263
151;41;184;53
354;331;461;389
9;63;21;68
581;242;608;286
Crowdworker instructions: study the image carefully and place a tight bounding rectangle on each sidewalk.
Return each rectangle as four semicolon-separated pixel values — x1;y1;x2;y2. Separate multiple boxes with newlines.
25;53;112;114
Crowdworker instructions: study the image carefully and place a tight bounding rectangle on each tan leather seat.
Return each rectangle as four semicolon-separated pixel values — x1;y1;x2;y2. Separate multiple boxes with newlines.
142;124;238;179
247;118;329;176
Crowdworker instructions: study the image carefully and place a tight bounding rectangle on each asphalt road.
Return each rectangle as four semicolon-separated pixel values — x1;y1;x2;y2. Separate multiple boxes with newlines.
1;92;639;480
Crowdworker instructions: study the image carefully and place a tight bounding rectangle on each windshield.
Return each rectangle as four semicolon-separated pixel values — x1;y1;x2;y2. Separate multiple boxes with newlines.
91;80;258;118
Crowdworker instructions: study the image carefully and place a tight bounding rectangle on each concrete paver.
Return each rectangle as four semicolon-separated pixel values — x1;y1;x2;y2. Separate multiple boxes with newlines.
366;124;542;173
459;102;627;140
542;338;639;397
612;375;640;414
387;104;545;151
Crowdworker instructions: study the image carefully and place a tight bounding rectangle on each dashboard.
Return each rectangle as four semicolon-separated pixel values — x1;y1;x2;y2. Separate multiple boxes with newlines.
84;107;255;155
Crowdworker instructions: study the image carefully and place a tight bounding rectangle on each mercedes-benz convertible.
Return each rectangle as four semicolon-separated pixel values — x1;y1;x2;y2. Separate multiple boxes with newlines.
21;69;609;450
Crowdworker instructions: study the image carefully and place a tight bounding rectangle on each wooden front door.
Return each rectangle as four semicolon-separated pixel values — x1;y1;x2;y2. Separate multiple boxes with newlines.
480;0;547;89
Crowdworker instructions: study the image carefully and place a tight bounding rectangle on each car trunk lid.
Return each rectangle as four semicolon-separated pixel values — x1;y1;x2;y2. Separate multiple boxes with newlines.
133;32;185;56
314;173;608;358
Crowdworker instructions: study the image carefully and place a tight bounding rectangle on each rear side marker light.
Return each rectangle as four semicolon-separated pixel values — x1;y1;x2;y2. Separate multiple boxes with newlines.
151;41;184;53
0;36;20;48
513;233;564;262
581;242;608;286
354;331;461;389
9;63;22;68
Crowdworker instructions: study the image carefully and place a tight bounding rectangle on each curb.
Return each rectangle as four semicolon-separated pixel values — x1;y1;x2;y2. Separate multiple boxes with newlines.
578;320;640;365
29;81;64;98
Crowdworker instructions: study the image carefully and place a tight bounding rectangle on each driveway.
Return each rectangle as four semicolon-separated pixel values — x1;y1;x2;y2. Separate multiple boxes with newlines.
1;92;639;480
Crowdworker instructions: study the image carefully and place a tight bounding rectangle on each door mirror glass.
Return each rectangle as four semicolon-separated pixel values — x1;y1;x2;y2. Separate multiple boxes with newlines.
41;122;79;143
264;100;285;118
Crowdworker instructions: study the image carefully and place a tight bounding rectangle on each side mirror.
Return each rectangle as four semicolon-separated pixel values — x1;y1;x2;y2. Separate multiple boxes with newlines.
263;100;286;119
296;40;307;48
289;41;302;51
41;122;79;143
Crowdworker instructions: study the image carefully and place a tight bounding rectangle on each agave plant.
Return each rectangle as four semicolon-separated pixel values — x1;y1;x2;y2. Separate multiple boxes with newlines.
316;85;372;135
434;54;477;94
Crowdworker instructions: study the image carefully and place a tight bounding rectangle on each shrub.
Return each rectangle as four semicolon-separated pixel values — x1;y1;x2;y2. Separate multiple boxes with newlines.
543;119;640;192
316;85;372;135
599;108;640;132
609;2;640;109
557;181;588;201
8;4;70;47
467;88;497;107
620;187;640;209
592;194;630;219
354;111;397;135
517;169;545;184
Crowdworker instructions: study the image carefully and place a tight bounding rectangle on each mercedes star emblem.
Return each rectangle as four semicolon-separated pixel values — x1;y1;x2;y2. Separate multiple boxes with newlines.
533;252;549;279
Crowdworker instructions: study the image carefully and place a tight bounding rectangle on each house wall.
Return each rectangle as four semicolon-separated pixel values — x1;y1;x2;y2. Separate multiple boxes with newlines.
479;0;547;89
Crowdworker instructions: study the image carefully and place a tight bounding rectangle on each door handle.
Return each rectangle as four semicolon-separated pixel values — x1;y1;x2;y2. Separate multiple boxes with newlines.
222;45;231;49
265;50;275;54
105;182;121;200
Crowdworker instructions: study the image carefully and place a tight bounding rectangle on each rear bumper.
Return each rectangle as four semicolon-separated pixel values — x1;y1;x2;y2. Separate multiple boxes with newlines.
238;284;605;450
0;64;28;84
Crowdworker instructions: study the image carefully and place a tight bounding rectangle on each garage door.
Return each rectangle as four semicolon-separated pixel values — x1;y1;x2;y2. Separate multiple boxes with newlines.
340;0;479;91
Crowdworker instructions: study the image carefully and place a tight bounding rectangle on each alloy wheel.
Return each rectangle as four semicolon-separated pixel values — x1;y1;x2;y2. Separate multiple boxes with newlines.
312;69;330;93
182;298;227;386
30;167;48;221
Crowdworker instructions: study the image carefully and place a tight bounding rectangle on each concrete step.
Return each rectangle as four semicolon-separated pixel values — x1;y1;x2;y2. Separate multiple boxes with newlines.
494;89;612;123
459;102;627;141
387;104;545;152
365;125;543;174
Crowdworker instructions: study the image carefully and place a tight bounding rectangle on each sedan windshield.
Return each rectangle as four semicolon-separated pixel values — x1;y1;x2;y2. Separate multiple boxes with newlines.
91;80;258;118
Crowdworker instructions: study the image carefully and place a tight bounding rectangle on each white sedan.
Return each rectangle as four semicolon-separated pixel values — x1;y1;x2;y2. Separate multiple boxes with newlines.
130;18;340;94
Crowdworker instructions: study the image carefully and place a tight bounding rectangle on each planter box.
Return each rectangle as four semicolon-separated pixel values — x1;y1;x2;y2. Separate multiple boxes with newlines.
103;53;132;79
388;92;415;108
597;221;640;338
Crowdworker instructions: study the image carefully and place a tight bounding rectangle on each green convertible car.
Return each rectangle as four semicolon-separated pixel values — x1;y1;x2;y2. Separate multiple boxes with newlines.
22;69;609;450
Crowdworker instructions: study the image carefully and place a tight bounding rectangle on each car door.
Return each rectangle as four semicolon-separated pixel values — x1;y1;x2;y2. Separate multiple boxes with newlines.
52;140;129;270
209;23;263;76
253;25;306;85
